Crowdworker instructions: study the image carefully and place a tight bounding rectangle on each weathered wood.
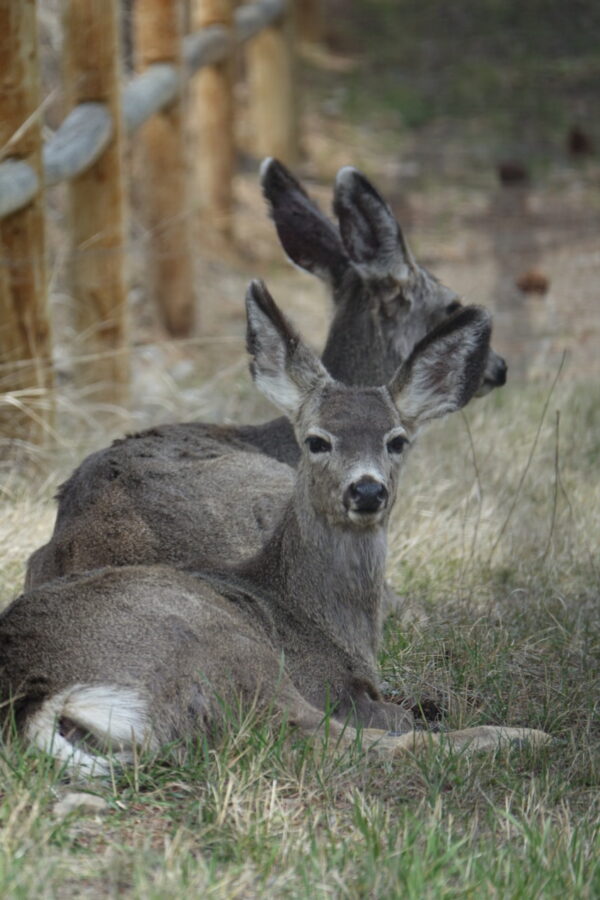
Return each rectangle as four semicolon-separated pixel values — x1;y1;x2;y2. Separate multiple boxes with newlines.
134;0;196;337
247;0;298;165
123;64;180;134
235;0;285;42
183;24;230;71
0;160;39;219
0;0;53;442
0;0;290;220
63;0;129;409
296;0;321;43
190;0;236;242
44;102;113;186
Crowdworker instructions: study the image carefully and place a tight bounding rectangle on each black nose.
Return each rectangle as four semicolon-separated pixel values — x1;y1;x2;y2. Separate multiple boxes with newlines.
495;358;507;386
344;478;388;513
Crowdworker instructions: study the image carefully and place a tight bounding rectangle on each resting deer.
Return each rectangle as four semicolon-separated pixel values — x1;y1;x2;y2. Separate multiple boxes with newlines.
1;282;547;776
26;161;507;590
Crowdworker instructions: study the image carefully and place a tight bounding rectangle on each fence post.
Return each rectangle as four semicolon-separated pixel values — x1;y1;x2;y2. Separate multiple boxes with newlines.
190;0;235;242
246;1;298;165
0;0;53;443
296;0;321;44
62;0;129;408
134;0;196;338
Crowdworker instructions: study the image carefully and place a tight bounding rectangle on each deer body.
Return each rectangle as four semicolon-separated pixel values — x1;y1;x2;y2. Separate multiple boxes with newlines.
1;282;549;776
26;162;507;590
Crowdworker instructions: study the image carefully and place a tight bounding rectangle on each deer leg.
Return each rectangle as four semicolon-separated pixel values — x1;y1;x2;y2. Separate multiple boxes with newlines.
282;686;551;760
371;725;552;758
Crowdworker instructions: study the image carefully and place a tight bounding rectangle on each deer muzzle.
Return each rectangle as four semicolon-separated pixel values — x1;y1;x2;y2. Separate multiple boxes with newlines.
343;477;389;517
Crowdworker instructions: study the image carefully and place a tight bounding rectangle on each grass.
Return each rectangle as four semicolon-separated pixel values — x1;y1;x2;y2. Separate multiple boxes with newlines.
1;374;599;897
1;2;598;894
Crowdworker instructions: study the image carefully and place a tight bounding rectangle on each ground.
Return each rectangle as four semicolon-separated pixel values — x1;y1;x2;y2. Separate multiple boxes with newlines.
1;1;599;896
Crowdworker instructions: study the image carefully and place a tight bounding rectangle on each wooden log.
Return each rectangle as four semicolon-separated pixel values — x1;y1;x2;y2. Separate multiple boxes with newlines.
0;160;39;219
44;102;113;187
246;0;298;165
190;0;236;242
296;0;321;44
0;1;289;220
62;0;129;409
234;0;286;42
134;0;196;337
0;0;53;443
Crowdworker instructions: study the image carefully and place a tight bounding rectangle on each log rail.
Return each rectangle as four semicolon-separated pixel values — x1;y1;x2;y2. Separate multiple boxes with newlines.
0;0;297;440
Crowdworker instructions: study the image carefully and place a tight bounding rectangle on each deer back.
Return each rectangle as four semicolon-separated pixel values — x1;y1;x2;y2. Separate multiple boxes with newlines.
26;162;503;589
2;280;498;775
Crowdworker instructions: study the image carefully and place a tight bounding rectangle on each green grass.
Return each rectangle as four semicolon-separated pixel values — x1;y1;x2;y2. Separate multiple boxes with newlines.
1;377;599;897
0;719;598;896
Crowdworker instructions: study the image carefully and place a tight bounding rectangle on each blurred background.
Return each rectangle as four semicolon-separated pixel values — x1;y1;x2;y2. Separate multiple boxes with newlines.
303;0;600;383
26;0;599;444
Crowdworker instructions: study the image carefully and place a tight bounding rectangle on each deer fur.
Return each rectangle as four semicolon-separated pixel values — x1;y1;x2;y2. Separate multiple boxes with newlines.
26;161;507;591
1;281;548;776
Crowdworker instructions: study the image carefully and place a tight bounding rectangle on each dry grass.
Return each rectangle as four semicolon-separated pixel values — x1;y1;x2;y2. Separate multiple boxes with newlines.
1;358;599;897
1;148;599;891
1;4;599;892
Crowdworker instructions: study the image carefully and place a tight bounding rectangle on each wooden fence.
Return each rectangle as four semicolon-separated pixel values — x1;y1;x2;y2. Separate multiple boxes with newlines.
0;0;305;441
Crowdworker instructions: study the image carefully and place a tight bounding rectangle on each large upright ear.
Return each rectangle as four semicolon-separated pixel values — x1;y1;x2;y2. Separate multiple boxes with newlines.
388;307;492;427
333;167;416;282
246;280;331;416
260;158;349;286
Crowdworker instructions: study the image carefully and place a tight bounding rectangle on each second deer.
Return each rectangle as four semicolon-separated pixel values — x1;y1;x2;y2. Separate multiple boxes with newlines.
1;281;548;776
26;161;507;589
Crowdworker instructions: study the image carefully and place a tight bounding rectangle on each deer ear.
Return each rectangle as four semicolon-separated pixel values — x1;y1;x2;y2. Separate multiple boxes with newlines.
333;167;416;283
246;280;330;415
261;158;349;286
388;307;492;427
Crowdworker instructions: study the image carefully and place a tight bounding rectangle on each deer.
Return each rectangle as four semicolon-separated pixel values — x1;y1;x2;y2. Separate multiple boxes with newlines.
0;281;548;777
26;161;507;591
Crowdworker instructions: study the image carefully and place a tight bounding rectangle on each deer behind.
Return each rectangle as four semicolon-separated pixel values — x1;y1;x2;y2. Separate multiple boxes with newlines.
1;281;547;776
26;161;507;589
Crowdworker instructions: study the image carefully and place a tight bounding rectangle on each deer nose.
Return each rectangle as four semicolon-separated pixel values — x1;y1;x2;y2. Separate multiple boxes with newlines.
344;478;389;514
496;357;508;386
485;354;507;388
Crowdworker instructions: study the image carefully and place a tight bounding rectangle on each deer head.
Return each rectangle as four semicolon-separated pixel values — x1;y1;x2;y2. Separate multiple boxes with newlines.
261;160;505;395
246;279;492;533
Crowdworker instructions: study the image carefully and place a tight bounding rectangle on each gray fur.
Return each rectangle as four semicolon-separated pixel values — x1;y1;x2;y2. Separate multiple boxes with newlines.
26;161;505;591
3;284;548;772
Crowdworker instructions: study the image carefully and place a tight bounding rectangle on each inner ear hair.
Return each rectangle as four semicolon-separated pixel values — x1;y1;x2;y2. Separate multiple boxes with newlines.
388;306;492;422
246;280;299;360
261;159;349;284
333;167;416;280
245;279;333;415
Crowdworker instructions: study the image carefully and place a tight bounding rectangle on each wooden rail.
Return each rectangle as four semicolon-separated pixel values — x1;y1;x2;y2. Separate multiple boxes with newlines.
0;0;289;219
0;0;297;439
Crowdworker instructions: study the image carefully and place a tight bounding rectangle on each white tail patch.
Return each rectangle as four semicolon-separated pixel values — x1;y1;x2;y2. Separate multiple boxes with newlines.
25;684;157;777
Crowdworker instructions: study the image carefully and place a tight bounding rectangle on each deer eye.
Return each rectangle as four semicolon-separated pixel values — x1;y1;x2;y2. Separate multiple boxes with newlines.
386;435;408;455
445;300;462;315
305;435;332;454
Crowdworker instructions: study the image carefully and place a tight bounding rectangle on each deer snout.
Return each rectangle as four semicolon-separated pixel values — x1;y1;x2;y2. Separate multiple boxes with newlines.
344;477;389;515
491;356;507;386
478;351;507;395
